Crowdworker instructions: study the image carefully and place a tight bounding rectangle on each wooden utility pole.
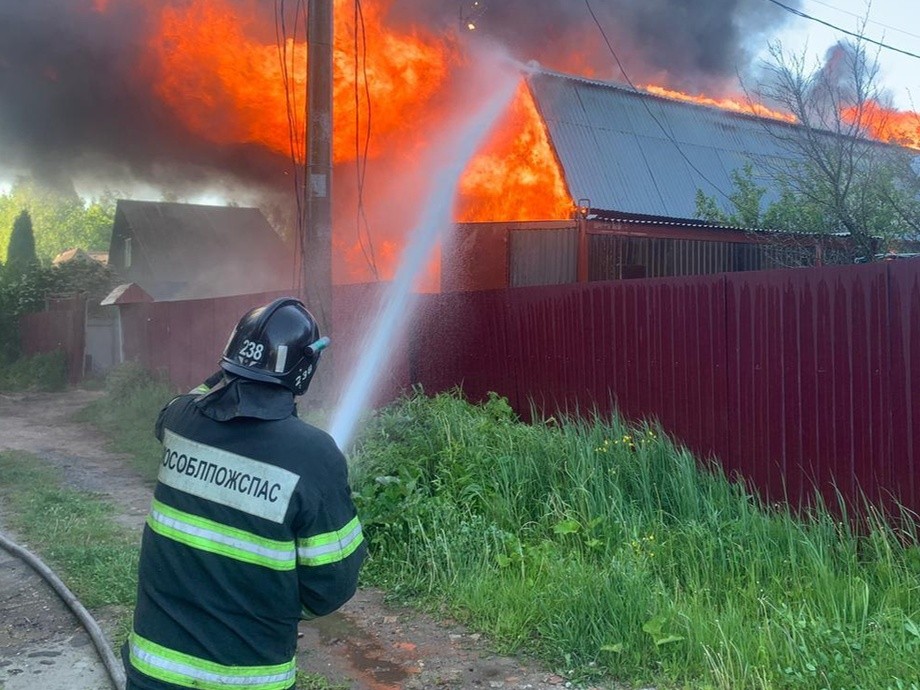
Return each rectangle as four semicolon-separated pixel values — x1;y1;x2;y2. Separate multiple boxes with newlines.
304;0;333;338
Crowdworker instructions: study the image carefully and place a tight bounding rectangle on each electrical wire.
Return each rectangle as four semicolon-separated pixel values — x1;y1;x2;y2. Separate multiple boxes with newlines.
802;0;920;42
763;0;920;61
275;0;308;293
354;0;378;279
582;0;734;203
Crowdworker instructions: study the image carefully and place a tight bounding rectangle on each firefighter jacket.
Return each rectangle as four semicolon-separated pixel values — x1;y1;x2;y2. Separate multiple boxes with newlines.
123;377;366;690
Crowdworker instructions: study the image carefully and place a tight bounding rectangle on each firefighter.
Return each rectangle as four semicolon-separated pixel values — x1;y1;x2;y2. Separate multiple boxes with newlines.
123;297;366;690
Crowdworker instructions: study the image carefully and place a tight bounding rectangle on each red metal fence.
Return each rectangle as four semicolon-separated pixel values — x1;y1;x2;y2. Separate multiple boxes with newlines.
19;297;86;385
20;260;920;516
117;291;292;392
407;262;919;516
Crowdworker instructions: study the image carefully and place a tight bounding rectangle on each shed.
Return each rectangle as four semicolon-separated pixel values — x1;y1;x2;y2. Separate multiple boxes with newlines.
107;200;295;301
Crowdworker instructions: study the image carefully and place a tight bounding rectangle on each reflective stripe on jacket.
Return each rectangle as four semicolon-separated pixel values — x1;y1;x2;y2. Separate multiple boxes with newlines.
124;391;366;690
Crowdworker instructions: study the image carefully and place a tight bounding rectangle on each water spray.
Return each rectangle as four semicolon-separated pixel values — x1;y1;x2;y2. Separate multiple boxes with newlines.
328;64;519;451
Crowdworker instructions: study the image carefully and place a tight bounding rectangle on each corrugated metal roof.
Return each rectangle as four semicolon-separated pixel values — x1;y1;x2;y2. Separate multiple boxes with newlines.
526;70;815;219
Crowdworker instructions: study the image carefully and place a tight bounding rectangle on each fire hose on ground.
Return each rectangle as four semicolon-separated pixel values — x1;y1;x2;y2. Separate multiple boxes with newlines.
0;529;127;690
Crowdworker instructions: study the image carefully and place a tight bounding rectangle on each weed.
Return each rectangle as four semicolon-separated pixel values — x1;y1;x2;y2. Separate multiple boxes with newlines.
295;671;350;689
351;390;920;690
0;350;67;392
75;363;176;483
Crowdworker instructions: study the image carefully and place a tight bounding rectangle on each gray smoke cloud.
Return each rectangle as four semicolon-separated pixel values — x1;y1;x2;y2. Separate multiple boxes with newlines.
0;0;800;193
0;1;288;195
389;0;802;93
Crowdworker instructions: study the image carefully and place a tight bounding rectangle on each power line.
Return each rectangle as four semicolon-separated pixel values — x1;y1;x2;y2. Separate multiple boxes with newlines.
803;0;920;42
764;0;920;60
354;0;378;279
275;0;308;291
582;0;734;203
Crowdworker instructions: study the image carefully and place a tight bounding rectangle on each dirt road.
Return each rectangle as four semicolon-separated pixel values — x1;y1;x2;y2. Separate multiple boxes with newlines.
0;389;583;690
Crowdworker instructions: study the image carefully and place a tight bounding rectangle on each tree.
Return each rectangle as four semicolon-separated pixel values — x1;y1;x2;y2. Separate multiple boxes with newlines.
696;165;834;235
0;179;117;264
698;34;920;262
6;210;38;274
764;37;920;256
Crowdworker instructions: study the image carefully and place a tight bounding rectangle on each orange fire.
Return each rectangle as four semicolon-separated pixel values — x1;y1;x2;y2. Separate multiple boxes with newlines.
457;83;572;222
138;0;574;283
842;101;920;151
149;0;450;163
642;85;796;123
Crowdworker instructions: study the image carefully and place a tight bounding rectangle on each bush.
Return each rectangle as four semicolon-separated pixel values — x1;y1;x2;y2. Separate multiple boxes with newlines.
0;350;68;391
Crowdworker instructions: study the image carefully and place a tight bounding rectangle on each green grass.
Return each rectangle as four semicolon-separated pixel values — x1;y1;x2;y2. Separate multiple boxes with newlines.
75;362;177;483
295;671;349;689
0;451;140;609
350;391;920;690
0;350;67;392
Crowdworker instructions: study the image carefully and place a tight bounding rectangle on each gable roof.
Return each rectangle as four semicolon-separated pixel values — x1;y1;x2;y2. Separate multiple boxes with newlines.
525;70;886;220
52;248;108;265
111;200;294;300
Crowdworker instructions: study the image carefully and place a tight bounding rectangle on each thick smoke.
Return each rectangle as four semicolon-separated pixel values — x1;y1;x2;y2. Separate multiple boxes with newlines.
0;0;799;194
389;0;801;91
0;1;285;195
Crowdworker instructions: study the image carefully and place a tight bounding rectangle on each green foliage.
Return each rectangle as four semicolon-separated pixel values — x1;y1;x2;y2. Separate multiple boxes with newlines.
696;165;836;237
0;178;117;264
0;451;140;609
76;363;177;482
0;350;68;391
351;391;920;689
5;210;38;274
712;38;920;261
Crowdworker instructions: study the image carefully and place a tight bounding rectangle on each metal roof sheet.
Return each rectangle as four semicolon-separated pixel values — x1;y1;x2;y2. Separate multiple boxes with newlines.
527;70;815;218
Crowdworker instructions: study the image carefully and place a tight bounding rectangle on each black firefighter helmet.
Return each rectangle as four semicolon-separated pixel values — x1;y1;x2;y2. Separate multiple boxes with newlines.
220;297;329;396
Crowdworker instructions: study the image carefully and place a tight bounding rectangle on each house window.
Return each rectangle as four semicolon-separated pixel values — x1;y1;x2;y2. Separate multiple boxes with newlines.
124;238;132;268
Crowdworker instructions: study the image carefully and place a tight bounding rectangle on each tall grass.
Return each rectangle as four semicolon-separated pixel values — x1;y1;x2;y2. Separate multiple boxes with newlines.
351;392;920;690
76;362;177;482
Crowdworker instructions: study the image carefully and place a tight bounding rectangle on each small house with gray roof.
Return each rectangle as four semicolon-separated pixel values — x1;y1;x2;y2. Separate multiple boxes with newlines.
107;200;295;301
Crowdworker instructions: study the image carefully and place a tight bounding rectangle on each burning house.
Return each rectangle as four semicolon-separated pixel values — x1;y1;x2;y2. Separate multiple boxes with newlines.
1;0;918;290
443;69;884;292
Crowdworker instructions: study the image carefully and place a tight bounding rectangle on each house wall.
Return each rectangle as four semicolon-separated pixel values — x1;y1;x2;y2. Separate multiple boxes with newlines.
444;219;839;291
510;228;578;286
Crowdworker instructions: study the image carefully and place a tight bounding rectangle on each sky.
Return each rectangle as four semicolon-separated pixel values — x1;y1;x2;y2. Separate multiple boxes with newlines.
763;0;920;109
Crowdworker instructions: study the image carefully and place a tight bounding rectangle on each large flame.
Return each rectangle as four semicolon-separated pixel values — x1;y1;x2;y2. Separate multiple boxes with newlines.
642;85;796;123
149;0;450;163
457;83;572;222
140;0;574;283
842;101;920;151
